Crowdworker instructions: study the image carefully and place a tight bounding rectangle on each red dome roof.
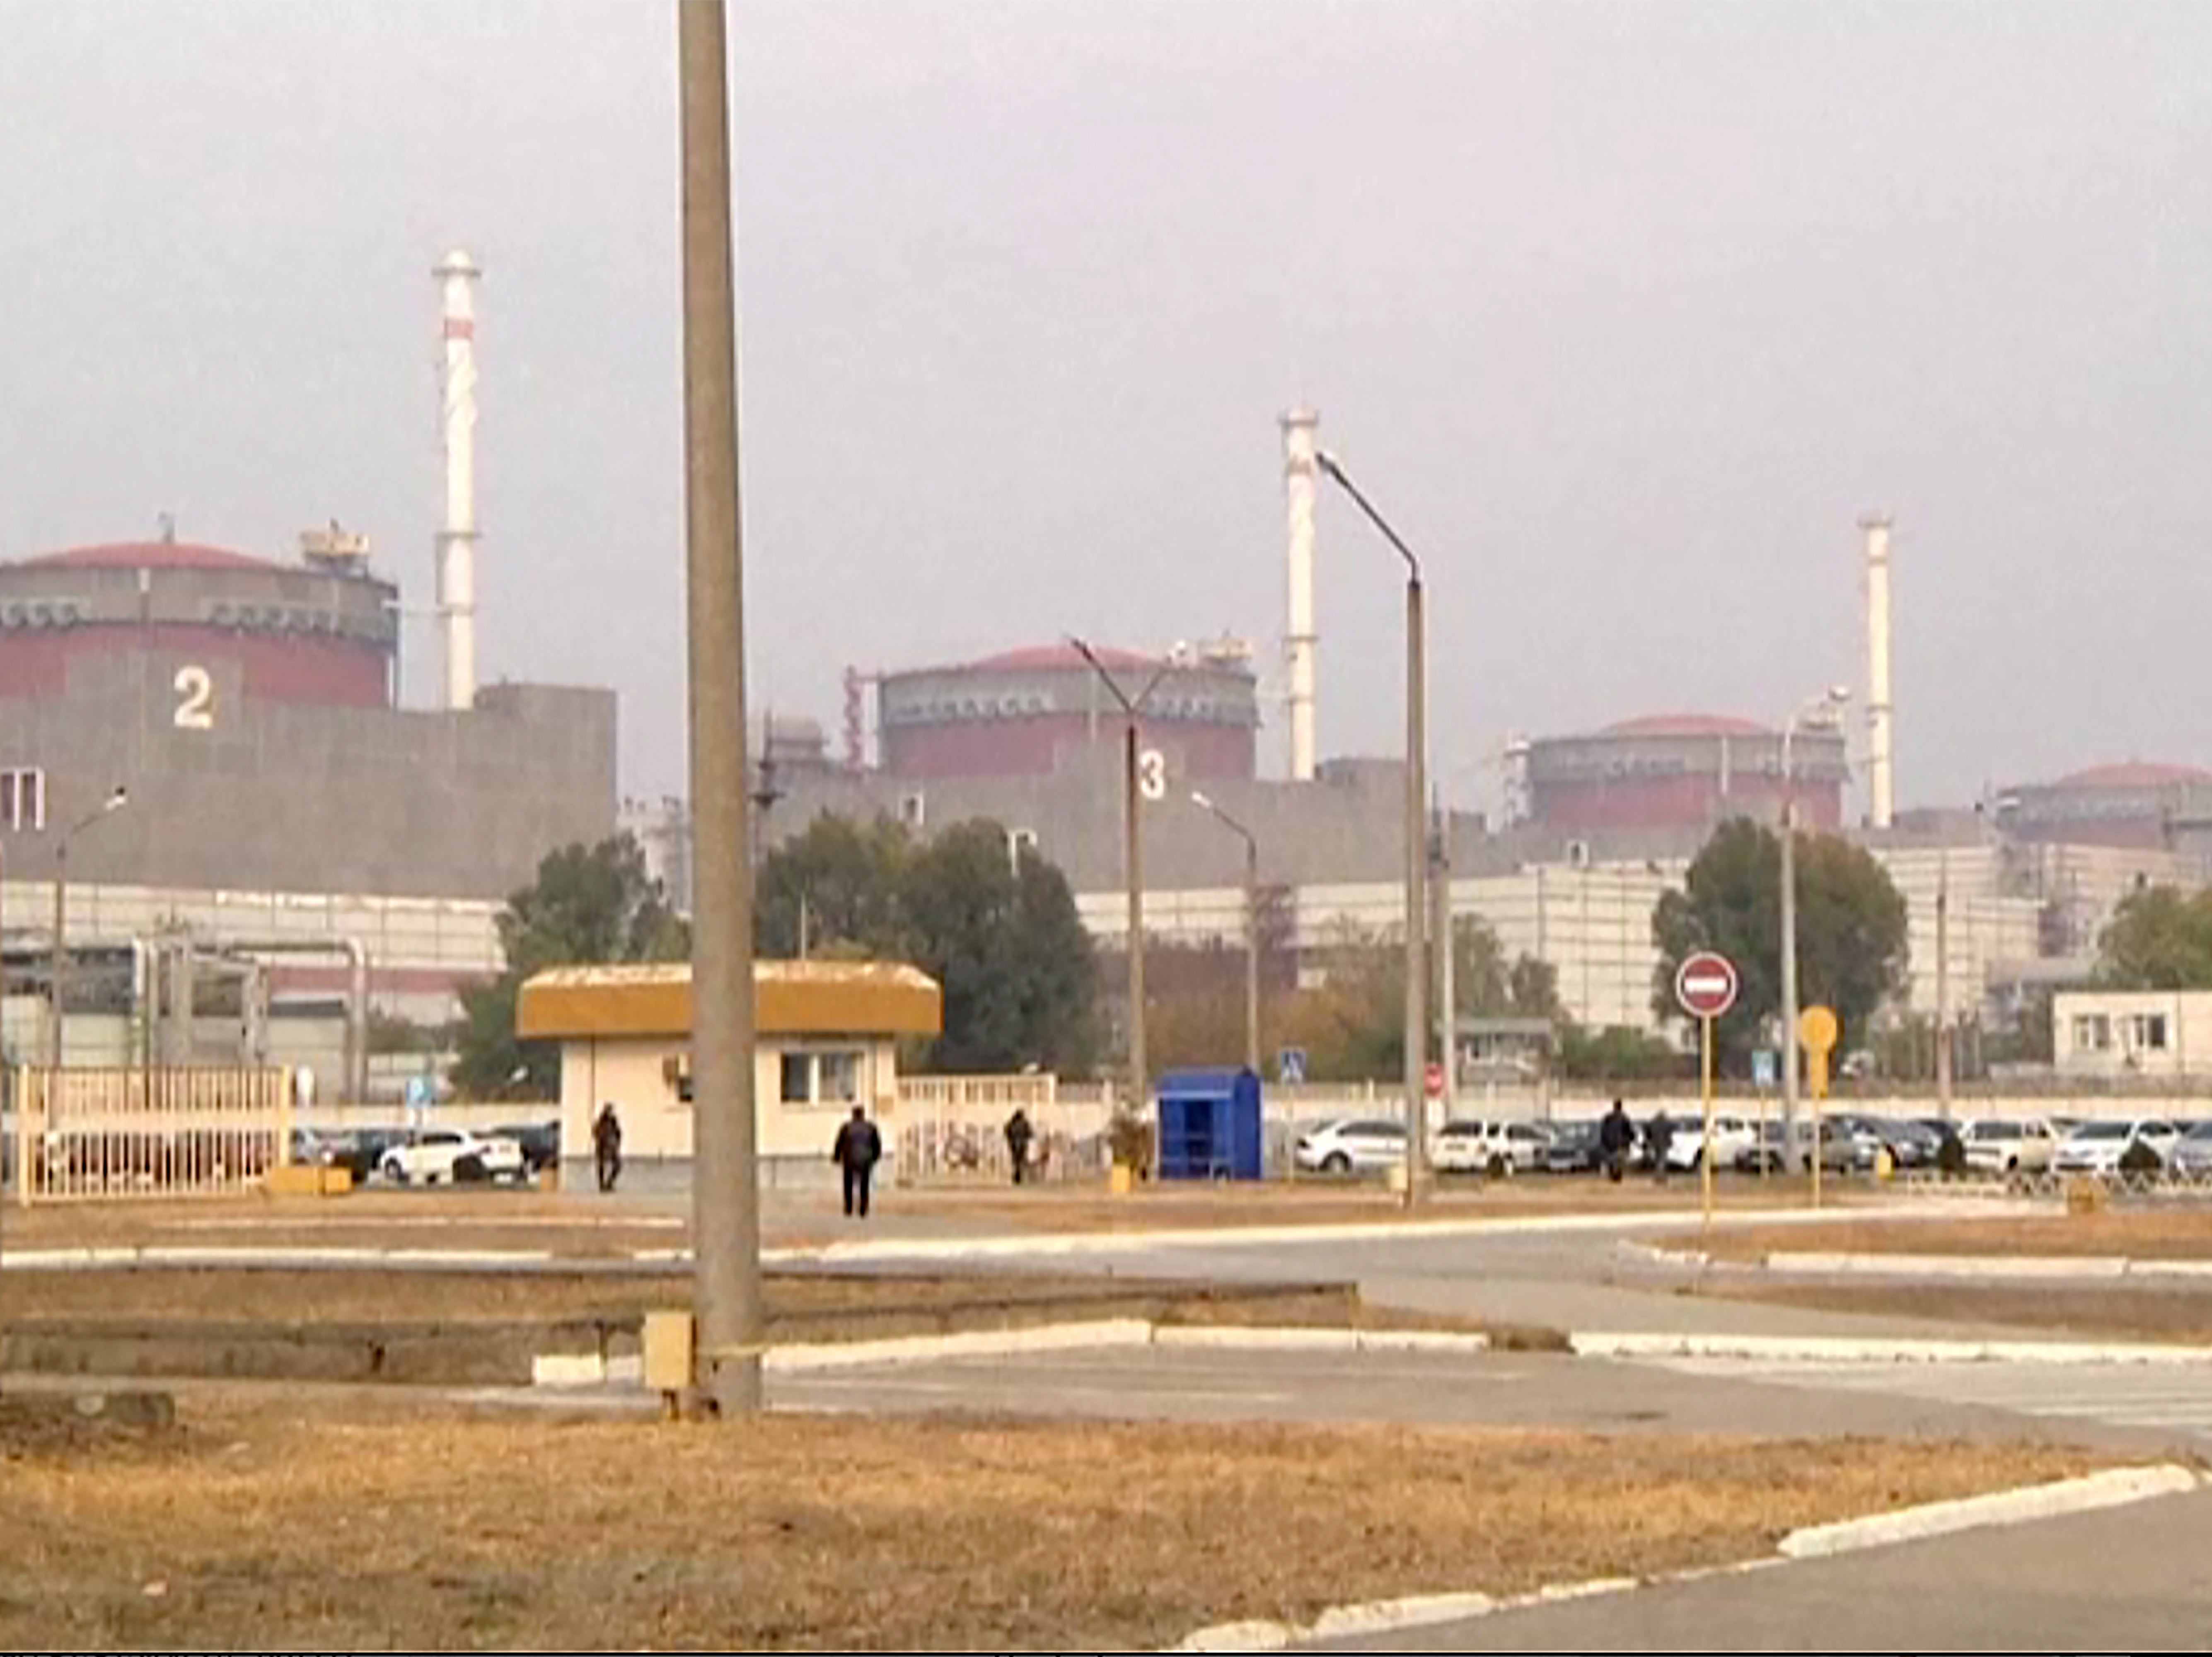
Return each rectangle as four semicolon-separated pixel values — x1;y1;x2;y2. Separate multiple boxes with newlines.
1597;712;1771;739
21;540;276;573
969;643;1156;673
2050;761;2212;790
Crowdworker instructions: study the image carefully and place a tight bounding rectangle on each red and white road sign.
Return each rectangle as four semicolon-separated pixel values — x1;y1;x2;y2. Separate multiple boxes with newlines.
1674;951;1739;1020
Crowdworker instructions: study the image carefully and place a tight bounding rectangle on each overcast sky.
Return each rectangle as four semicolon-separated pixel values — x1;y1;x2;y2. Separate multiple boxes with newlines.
4;1;2209;814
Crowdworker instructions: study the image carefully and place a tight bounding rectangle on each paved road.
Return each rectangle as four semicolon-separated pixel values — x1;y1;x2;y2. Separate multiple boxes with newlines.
1305;1485;2212;1652
1639;1353;2212;1449
767;1344;2188;1456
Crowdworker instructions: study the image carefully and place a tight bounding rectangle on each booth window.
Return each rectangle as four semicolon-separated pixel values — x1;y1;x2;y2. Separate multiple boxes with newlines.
780;1053;812;1104
818;1051;862;1104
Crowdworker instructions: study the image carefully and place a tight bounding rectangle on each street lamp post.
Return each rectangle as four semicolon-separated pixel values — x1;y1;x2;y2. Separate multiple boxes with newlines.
1190;792;1261;1077
1779;689;1848;1174
678;0;764;1420
48;787;127;1070
1314;451;1429;1208
1069;639;1171;1121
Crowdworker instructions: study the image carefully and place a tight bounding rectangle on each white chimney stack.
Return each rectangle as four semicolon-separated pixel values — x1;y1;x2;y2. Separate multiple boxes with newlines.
1281;406;1320;782
435;248;482;713
1862;512;1895;829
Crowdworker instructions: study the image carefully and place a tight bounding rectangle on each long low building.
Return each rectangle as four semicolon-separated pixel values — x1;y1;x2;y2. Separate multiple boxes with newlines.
516;959;943;1186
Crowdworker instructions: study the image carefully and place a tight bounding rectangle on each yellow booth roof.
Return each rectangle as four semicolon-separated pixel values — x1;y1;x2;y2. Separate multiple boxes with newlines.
517;960;943;1042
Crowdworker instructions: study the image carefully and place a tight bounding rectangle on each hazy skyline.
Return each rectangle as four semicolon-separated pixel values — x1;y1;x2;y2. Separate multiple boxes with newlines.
5;2;2209;817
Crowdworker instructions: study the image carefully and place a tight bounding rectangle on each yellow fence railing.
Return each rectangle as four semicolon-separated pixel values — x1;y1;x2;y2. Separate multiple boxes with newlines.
14;1065;292;1204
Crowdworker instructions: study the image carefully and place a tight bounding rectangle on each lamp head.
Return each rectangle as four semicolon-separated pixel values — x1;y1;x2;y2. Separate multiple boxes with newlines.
1189;790;1215;812
104;786;128;812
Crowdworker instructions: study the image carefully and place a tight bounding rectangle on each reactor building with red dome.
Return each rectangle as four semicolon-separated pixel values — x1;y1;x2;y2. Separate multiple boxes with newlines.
0;527;614;900
871;640;1260;782
1519;713;1850;837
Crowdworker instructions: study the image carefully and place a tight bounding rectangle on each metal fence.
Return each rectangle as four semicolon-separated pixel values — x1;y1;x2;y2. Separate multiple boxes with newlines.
1896;1167;2212;1202
894;1073;1112;1186
14;1066;292;1203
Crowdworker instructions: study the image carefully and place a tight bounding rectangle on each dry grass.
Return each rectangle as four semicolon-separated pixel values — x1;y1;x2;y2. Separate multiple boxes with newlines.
0;1394;2110;1652
0;1268;1354;1334
1690;1211;2212;1265
1690;1279;2212;1345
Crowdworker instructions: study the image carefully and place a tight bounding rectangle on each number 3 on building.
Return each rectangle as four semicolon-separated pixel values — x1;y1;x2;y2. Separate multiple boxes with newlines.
173;665;215;730
1137;746;1167;802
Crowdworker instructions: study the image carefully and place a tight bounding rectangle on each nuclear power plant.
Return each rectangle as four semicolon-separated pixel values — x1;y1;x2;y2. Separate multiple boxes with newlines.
0;251;616;1089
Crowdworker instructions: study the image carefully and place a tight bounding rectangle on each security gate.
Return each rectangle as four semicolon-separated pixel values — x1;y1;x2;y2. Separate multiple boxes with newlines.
14;1066;292;1203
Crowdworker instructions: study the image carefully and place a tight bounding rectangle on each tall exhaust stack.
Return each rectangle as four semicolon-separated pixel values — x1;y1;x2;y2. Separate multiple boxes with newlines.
1862;512;1895;829
435;249;482;713
1281;406;1320;781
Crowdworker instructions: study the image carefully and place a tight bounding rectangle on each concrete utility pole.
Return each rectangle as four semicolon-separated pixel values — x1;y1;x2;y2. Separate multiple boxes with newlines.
48;787;127;1069
1778;688;1847;1175
1314;452;1429;1208
678;0;762;1419
1191;792;1261;1077
1071;640;1170;1120
1431;792;1455;1129
1936;849;1953;1120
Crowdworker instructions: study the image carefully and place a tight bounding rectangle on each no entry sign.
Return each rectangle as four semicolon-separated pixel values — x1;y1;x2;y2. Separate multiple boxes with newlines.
1675;951;1739;1020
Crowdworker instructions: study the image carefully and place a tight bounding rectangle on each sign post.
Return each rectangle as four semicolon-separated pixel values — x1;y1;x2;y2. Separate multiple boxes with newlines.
1799;1005;1839;1210
1674;952;1740;1232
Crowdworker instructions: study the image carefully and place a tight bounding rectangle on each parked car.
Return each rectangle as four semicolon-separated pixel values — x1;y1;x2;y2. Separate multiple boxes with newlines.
1734;1119;1856;1174
379;1128;528;1186
1542;1118;1604;1175
1432;1118;1547;1176
488;1120;561;1174
1868;1116;1943;1169
1655;1113;1756;1173
2169;1121;2212;1179
2051;1118;2182;1177
1957;1117;2060;1175
1293;1118;1408;1176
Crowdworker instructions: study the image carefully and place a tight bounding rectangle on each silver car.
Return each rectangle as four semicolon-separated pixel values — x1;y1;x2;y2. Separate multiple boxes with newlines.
2170;1121;2212;1179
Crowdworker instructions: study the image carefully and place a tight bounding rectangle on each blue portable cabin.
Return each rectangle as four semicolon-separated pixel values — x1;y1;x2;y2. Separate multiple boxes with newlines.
1155;1067;1264;1181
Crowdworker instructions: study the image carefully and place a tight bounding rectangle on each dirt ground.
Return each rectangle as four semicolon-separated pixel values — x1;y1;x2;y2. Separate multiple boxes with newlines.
1689;1278;2212;1345
2;1177;1864;1256
0;1392;2111;1653
1688;1210;2212;1264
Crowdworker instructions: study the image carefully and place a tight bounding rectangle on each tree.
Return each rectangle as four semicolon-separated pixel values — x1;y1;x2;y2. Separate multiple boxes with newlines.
1651;817;1908;1072
755;813;910;959
451;833;688;1099
2098;885;2212;988
754;814;1098;1074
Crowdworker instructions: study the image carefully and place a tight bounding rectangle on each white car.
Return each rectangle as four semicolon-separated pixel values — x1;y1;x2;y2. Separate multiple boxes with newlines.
1659;1113;1756;1173
1958;1117;2059;1175
1293;1118;1409;1176
2050;1118;2181;1177
1432;1119;1548;1175
378;1128;528;1186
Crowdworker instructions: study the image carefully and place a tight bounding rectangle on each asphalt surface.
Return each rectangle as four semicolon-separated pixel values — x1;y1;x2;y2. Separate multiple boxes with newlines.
770;1343;2200;1457
1305;1486;2212;1652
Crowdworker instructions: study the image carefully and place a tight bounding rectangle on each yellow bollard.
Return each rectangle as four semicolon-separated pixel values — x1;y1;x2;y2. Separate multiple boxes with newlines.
1109;1164;1135;1197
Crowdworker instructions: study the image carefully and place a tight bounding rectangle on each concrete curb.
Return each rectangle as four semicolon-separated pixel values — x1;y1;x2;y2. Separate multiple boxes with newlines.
1778;1464;2206;1558
764;1318;1156;1375
1163;1467;2203;1652
1570;1330;2212;1366
795;1200;1980;1267
532;1319;1494;1389
1623;1239;2212;1283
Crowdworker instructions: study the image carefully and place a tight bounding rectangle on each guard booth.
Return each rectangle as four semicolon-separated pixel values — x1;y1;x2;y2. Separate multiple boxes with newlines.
1156;1067;1263;1181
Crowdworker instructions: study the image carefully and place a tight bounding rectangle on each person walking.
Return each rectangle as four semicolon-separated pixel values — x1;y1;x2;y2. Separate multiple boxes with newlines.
1647;1109;1675;1186
591;1103;624;1193
1004;1108;1034;1187
831;1104;883;1220
1598;1098;1634;1184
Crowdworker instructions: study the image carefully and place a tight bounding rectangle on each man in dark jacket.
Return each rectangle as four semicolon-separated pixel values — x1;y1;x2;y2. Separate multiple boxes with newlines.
1647;1110;1675;1185
1598;1099;1634;1184
592;1103;623;1193
831;1105;883;1220
1004;1109;1034;1187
